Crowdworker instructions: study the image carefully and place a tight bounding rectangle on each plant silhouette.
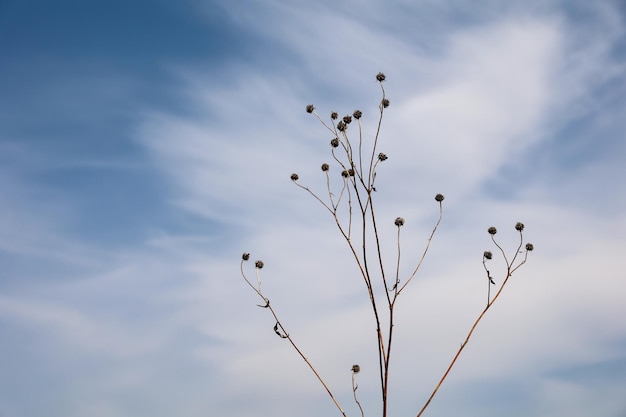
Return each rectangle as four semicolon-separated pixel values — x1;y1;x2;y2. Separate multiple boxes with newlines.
241;73;534;417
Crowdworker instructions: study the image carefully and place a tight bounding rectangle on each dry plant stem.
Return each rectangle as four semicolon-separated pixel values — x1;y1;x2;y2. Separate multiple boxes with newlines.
240;261;347;417
352;372;365;417
397;201;443;295
367;83;386;188
415;232;529;417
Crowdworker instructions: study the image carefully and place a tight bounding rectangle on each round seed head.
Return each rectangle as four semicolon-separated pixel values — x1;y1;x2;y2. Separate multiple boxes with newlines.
435;193;444;202
255;260;264;269
321;163;329;172
351;364;360;373
515;222;525;231
526;243;534;251
290;173;299;181
242;252;250;261
483;251;492;260
341;170;349;178
353;110;362;119
394;217;405;226
337;121;346;132
330;138;340;148
331;111;338;120
382;98;390;108
378;153;388;161
343;115;352;124
376;72;386;82
306;104;315;113
488;226;497;235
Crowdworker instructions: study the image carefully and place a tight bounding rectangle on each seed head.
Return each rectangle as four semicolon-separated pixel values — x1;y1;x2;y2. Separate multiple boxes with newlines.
331;111;338;120
242;252;250;261
435;193;444;202
376;72;386;82
321;163;329;172
343;115;352;124
394;217;405;227
348;168;355;177
515;222;525;231
382;98;390;108
290;173;299;181
353;110;362;119
351;364;360;373
341;170;349;178
526;243;534;251
378;153;388;161
255;260;264;269
488;226;497;235
330;138;340;148
337;121;346;132
306;104;315;113
483;251;492;260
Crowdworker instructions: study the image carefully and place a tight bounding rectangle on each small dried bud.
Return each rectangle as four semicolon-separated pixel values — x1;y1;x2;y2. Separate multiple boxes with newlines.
435;193;444;202
378;153;388;161
515;222;525;231
488;226;497;235
526;243;534;251
348;168;355;177
306;104;315;113
483;251;492;260
341;170;349;178
376;72;386;82
351;364;360;373
343;115;352;124
242;252;250;261
331;111;338;120
353;110;362;119
394;217;405;226
321;163;329;172
255;260;264;269
382;98;390;108
330;138;340;148
337;121;346;132
290;173;299;181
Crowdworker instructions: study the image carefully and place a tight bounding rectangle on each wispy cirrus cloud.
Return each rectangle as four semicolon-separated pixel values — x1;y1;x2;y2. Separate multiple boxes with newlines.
1;0;625;416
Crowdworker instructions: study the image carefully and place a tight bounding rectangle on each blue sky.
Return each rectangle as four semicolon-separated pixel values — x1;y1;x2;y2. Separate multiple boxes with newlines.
1;0;625;416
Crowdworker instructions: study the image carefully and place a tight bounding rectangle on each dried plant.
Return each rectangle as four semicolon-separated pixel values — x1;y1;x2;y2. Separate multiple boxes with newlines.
240;73;534;417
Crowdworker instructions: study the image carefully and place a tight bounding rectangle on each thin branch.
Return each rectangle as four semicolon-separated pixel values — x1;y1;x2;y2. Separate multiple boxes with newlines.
351;366;365;417
397;200;443;295
240;259;347;417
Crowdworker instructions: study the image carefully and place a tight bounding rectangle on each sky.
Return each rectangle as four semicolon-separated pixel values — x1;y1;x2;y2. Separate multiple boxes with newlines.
1;0;625;416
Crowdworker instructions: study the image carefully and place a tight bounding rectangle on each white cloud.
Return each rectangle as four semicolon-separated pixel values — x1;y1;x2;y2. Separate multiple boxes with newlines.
2;1;625;416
